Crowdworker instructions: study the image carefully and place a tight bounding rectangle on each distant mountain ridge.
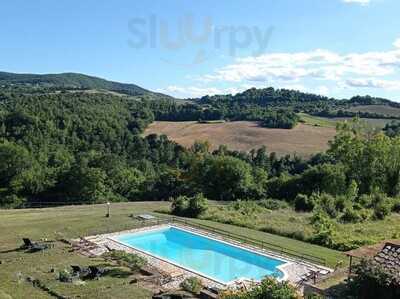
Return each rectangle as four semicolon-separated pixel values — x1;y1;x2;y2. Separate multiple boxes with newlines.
0;71;172;99
1;71;398;109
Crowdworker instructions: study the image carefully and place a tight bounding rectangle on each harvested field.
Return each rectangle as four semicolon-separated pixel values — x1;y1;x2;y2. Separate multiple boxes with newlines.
144;121;336;156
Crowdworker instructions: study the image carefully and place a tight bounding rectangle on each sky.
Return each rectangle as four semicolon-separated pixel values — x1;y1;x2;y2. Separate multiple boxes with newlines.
1;0;400;100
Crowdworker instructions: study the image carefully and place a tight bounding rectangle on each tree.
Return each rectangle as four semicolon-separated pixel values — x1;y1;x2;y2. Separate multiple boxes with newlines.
0;142;38;206
193;155;255;201
346;259;400;299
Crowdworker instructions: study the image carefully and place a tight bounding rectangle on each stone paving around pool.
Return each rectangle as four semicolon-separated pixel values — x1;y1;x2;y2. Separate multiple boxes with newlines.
79;224;333;291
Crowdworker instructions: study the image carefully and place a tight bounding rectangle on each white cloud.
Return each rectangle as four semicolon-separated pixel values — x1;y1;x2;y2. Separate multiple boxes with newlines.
197;37;400;95
157;85;245;98
159;83;332;98
345;78;400;90
394;39;400;49
342;0;371;5
200;45;400;84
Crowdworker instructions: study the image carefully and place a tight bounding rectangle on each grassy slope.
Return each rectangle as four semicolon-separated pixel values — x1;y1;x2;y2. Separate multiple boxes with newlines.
201;205;400;256
298;113;337;128
300;113;396;129
346;105;400;117
0;202;344;298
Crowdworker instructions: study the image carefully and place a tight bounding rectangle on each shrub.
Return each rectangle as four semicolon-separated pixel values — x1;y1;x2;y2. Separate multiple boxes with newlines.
334;195;349;212
220;277;298;299
316;193;338;218
357;194;374;208
187;193;208;217
259;199;288;210
294;194;315;212
103;250;146;272
340;206;363;223
58;270;73;283
373;201;391;220
391;198;400;213
171;195;189;216
171;194;208;218
180;277;203;294
310;210;335;247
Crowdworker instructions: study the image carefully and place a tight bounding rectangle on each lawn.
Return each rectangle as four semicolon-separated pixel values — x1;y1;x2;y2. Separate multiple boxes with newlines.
299;112;396;130
0;202;167;299
0;202;345;298
298;113;337;128
346;105;400;118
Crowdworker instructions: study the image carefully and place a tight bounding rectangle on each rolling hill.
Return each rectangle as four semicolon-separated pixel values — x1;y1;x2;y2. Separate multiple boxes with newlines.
0;71;172;99
144;121;337;156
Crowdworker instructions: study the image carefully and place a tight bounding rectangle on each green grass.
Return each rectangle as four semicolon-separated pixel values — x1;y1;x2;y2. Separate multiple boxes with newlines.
0;202;167;299
0;202;346;298
299;112;396;130
298;113;338;128
201;204;400;254
346;105;400;117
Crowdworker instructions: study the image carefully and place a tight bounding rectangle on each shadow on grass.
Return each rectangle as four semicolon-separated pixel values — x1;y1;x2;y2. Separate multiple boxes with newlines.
103;267;133;279
324;281;349;298
0;247;25;254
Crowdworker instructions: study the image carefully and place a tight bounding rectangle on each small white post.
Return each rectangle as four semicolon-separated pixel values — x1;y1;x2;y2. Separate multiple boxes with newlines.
106;202;110;218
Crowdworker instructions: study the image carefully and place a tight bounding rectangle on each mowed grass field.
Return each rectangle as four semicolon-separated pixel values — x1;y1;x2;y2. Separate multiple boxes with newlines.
144;121;337;156
0;202;344;298
346;105;400;117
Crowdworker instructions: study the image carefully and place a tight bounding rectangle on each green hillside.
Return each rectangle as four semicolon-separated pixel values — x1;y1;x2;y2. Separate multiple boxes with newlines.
0;71;172;99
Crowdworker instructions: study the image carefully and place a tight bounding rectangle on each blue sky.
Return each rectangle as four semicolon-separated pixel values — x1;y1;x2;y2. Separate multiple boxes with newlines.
1;0;400;100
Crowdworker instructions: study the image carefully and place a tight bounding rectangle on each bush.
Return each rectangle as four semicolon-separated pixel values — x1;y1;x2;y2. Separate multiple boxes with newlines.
259;199;288;210
103;250;146;272
294;194;315;212
310;210;335;247
171;195;189;216
357;194;374;208
373;201;391;220
187;193;208;217
220;277;298;299
58;270;73;283
180;277;203;294
316;193;338;218
334;195;349;212
391;198;400;213
340;206;364;223
171;194;208;218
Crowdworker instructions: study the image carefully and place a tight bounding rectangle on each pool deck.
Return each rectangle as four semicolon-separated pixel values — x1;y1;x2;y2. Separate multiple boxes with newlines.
79;224;332;290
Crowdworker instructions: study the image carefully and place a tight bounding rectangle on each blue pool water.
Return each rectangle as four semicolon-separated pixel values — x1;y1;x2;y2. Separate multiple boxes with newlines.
115;227;286;283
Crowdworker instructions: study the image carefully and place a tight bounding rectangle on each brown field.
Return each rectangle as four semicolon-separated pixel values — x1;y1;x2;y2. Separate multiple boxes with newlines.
347;105;400;117
144;121;337;156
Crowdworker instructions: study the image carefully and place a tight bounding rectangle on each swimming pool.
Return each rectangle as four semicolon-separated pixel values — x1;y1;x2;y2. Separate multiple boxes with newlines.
113;226;287;284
